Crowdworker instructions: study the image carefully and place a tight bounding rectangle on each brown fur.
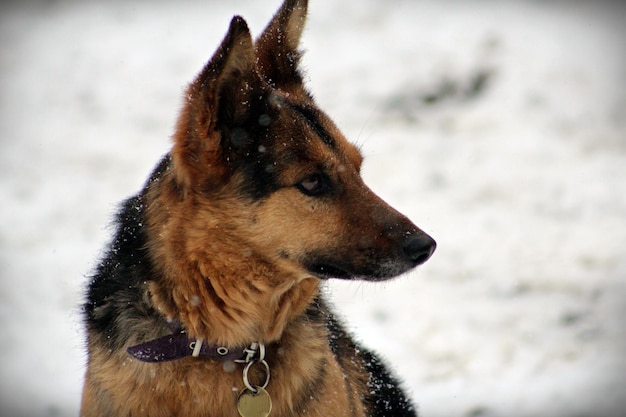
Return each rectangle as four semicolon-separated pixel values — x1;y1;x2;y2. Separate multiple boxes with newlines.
81;1;435;416
82;311;367;417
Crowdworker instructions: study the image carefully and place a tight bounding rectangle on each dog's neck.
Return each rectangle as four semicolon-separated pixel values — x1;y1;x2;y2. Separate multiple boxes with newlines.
147;262;320;347
143;172;321;348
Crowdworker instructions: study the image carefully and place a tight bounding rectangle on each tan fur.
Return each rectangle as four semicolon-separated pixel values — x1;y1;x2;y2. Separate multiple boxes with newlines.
82;314;367;417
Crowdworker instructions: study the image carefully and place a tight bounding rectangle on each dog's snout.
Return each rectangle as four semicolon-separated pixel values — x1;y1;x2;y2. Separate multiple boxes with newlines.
403;233;436;266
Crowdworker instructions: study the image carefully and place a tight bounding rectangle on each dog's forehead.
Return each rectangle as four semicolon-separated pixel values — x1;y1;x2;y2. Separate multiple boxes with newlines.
269;93;363;169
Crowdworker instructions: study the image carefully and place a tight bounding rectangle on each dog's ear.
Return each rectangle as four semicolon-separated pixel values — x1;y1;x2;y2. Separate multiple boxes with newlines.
172;16;268;191
255;0;308;93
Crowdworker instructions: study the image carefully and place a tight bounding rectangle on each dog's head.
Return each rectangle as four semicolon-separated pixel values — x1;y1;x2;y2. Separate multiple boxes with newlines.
158;0;435;284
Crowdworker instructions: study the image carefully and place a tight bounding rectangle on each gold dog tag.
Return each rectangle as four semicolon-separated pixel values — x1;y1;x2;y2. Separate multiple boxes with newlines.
237;387;272;417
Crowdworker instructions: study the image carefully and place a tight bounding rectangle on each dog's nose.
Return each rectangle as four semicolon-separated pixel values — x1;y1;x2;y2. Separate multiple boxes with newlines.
403;233;436;266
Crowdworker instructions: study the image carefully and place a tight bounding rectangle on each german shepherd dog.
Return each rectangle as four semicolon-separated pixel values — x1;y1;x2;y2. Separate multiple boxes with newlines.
81;1;436;416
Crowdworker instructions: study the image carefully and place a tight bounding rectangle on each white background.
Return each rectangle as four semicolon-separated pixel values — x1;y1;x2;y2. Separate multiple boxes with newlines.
1;1;625;416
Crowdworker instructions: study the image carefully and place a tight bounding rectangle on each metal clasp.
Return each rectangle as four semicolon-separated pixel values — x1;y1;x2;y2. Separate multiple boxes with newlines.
235;342;263;364
235;342;270;393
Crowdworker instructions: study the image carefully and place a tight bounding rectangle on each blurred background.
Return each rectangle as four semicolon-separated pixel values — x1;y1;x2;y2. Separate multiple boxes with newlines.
1;1;625;416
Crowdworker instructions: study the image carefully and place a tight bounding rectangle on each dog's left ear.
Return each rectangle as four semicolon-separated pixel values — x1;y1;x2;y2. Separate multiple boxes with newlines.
255;0;308;93
172;16;268;191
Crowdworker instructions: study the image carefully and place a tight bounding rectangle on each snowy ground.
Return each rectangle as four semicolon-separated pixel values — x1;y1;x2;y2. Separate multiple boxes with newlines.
1;1;625;416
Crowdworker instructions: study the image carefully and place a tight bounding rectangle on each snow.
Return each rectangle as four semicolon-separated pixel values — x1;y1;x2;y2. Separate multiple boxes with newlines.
1;1;625;416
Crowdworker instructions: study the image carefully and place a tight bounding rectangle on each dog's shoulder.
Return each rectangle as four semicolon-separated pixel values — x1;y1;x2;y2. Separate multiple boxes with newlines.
311;297;418;417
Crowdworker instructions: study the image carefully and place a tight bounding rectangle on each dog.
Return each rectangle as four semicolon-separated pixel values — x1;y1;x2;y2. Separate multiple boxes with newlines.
80;1;436;416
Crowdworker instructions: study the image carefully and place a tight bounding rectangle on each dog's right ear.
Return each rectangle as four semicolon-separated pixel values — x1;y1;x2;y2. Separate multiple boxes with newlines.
171;16;266;192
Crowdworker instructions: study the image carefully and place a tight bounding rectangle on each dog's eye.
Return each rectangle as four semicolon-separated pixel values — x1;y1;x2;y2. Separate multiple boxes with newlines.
296;174;330;196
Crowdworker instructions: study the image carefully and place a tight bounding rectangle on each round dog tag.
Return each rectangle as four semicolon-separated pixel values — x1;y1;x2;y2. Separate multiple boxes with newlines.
237;386;272;417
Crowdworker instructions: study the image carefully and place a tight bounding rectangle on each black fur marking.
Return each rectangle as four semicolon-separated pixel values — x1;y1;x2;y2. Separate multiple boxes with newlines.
288;103;336;148
216;90;285;200
84;193;164;351
361;349;418;417
237;143;282;199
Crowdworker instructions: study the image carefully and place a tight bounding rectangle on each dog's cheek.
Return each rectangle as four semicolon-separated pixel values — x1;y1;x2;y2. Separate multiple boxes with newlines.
246;191;344;258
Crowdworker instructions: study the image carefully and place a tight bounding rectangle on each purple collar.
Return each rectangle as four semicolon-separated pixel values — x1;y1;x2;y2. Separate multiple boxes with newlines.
127;330;248;363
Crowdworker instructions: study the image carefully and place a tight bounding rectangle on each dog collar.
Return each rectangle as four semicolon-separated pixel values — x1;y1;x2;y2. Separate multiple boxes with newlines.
128;331;273;413
127;331;248;363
